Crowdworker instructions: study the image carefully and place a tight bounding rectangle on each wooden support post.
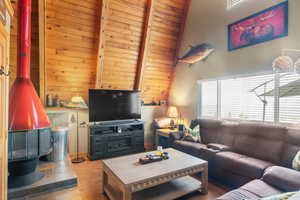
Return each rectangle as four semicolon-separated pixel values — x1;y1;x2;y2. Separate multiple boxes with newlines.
95;0;109;89
39;0;46;104
134;0;155;91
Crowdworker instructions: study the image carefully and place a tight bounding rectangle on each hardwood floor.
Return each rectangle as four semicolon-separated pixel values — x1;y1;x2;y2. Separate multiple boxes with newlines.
32;158;228;200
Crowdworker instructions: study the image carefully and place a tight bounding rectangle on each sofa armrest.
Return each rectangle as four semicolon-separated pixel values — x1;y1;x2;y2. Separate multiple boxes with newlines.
207;143;231;151
168;132;183;145
262;166;300;192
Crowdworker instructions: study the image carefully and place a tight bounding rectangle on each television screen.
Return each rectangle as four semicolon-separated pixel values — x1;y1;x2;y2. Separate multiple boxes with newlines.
89;89;141;122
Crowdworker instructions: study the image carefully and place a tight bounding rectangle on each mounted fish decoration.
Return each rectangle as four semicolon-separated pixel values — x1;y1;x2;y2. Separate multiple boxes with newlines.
178;43;215;66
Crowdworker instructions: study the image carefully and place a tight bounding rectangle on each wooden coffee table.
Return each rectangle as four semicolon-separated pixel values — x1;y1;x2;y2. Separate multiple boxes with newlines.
101;148;208;200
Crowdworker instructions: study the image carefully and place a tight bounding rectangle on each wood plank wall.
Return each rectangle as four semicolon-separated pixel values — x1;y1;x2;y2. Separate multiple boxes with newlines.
141;0;187;103
95;0;188;104
9;0;189;104
44;0;100;101
9;0;40;91
96;0;147;91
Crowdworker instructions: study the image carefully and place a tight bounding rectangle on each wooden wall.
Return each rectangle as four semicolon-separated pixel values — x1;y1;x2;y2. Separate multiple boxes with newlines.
96;0;189;104
9;0;190;104
9;0;40;91
141;0;188;103
44;0;100;101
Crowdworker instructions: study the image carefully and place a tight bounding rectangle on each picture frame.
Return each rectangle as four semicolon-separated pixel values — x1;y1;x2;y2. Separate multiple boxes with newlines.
228;1;288;51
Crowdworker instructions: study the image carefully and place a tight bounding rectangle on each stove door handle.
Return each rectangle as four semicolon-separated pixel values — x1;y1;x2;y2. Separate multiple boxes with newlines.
0;66;10;76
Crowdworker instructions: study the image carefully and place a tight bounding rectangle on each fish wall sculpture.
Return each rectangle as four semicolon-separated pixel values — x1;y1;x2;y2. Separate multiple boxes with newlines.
178;43;214;65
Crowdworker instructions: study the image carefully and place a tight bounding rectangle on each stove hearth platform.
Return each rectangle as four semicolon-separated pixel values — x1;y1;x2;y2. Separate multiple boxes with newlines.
8;157;77;200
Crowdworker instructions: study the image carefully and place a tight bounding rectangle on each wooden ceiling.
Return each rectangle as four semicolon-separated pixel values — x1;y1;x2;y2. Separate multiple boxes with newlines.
9;0;191;104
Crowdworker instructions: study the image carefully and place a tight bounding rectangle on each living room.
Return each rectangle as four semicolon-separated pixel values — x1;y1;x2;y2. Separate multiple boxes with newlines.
1;0;300;200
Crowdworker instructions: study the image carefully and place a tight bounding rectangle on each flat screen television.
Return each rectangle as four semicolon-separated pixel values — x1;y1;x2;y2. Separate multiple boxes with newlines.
89;89;141;122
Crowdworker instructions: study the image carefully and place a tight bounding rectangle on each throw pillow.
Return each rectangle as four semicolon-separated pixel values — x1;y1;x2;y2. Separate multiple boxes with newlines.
182;125;201;143
292;150;300;171
260;192;296;200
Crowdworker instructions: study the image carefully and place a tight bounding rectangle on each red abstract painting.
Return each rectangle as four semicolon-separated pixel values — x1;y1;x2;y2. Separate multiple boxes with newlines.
228;1;288;51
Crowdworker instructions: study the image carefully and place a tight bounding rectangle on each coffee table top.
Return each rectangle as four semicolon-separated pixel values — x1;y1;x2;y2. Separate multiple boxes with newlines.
102;148;207;185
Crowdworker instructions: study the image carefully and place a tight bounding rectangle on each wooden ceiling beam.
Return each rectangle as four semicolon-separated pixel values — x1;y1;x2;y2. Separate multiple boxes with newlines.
95;0;109;89
134;0;155;91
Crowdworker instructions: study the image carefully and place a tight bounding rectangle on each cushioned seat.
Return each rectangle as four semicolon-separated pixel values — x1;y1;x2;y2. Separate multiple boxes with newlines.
217;180;281;200
217;188;260;200
172;140;207;157
215;152;274;179
241;180;282;198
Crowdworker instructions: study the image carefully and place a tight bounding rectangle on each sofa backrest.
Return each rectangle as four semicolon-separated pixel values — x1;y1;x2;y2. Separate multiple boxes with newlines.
198;119;222;144
233;122;286;164
281;128;300;168
216;121;239;147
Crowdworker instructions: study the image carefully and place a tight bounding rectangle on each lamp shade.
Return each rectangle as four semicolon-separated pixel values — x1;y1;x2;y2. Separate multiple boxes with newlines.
167;106;178;118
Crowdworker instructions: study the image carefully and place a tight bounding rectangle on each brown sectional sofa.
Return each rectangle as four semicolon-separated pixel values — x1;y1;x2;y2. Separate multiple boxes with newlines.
169;119;300;199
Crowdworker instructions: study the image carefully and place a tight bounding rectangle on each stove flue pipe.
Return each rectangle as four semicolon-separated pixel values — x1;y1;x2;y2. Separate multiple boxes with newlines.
17;0;31;79
9;0;50;131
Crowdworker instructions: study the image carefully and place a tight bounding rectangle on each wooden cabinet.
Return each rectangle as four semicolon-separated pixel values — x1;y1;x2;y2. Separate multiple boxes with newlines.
0;1;12;199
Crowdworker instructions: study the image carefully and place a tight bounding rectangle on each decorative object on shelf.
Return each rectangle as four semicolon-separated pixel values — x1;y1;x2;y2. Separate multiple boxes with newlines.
71;111;85;164
167;106;178;129
65;96;88;109
46;94;53;107
159;100;167;106
272;55;294;73
272;49;300;74
139;151;169;165
228;1;288;51
178;43;214;65
53;95;61;107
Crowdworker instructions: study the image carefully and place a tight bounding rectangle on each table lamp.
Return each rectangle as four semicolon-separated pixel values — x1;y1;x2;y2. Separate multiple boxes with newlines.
167;106;178;129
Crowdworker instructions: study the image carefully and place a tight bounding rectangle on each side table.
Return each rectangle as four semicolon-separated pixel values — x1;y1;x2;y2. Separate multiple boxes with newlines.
155;128;179;149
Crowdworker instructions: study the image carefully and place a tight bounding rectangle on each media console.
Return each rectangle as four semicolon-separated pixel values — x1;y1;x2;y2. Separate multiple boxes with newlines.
88;120;145;160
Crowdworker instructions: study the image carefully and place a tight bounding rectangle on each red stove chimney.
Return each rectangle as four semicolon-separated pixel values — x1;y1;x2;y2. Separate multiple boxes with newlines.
9;0;50;131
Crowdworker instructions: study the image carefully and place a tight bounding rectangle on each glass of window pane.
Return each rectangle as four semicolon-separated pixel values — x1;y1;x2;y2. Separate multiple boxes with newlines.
200;81;218;118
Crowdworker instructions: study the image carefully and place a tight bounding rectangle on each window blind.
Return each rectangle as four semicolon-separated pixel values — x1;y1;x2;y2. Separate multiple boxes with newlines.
197;74;275;121
200;81;218;118
279;73;300;124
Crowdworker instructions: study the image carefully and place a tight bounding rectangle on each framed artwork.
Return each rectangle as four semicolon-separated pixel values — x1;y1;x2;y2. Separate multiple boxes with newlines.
228;1;288;51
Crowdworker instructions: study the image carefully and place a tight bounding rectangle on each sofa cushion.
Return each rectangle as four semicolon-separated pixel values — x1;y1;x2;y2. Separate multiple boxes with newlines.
263;166;300;192
233;123;286;164
215;152;273;179
172;140;206;157
198;119;221;144
281;128;300;168
216;188;260;200
216;121;239;147
241;180;282;198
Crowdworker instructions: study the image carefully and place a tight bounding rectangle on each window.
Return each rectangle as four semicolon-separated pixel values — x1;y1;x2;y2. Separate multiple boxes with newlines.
200;81;218;118
227;0;245;9
279;74;300;124
220;74;275;121
199;72;300;124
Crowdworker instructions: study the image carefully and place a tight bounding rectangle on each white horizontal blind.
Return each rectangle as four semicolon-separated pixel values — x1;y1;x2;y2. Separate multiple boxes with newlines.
200;81;218;118
279;73;300;124
228;0;245;8
220;74;275;121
